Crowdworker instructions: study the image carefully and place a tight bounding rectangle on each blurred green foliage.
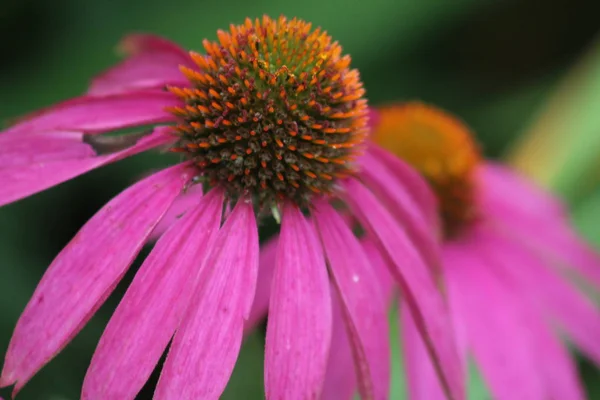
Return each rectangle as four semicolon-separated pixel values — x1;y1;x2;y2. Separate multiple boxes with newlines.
1;0;599;398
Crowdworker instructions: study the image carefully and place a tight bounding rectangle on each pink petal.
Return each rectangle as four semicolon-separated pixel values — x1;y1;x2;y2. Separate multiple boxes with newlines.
479;163;600;289
155;199;259;399
0;127;175;207
478;227;600;367
342;178;463;400
264;203;332;400
0;163;194;391
245;236;279;332
2;91;178;138
451;228;586;399
0;131;95;168
148;183;204;241
314;200;390;399
321;290;356;400
82;189;224;400
366;144;438;227
89;34;192;96
478;163;564;218
443;240;546;400
359;151;442;276
119;34;191;58
528;323;586;400
401;304;447;400
361;239;395;304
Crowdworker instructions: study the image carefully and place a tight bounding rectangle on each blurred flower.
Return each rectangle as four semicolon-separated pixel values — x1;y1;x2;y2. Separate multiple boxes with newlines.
361;103;600;400
0;17;464;400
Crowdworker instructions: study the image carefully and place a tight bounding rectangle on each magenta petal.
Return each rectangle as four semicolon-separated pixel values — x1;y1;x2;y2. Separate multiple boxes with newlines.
366;144;438;226
479;227;600;367
155;200;259;399
314;200;390;399
0;131;95;168
342;178;464;400
449;231;586;399
361;239;395;304
119;34;192;59
264;204;332;400
478;163;564;218
401;303;447;400
0;127;175;207
245;236;278;332
479;164;600;289
148;183;204;241
0;163;194;390
521;309;585;400
321;290;356;400
81;189;223;400
2;91;178;137
89;35;191;95
443;242;546;400
359;151;441;275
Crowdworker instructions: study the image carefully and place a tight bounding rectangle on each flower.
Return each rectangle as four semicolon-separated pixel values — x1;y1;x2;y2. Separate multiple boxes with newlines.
362;103;600;400
0;17;464;400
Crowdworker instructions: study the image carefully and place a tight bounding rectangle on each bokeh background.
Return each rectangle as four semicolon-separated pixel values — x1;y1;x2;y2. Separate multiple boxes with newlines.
1;0;600;398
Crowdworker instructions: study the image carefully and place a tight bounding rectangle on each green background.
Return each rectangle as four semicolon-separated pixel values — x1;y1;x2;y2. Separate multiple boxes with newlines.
1;0;599;398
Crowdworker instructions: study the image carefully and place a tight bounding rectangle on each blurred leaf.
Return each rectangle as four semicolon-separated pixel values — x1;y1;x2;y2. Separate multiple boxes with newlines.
222;331;265;400
389;304;407;399
507;35;600;204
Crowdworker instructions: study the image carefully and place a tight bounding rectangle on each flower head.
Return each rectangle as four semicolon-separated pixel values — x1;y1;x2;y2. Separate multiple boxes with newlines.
0;17;463;400
168;16;367;207
370;103;480;236
364;102;600;400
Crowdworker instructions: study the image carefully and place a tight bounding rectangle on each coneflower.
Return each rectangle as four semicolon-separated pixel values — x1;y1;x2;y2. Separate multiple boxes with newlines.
0;18;463;400
354;103;600;400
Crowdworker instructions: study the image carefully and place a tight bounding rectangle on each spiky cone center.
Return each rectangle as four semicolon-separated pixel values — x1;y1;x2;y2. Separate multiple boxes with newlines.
168;15;368;209
371;103;482;237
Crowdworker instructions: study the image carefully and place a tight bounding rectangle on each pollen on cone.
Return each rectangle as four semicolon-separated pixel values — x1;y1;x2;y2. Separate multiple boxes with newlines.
167;15;368;208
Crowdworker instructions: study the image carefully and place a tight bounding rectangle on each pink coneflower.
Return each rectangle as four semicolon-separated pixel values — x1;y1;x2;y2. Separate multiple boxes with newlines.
0;17;464;400
358;103;600;400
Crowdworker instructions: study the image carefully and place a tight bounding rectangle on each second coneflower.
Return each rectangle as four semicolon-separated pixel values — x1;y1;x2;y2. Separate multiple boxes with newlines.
0;17;463;400
363;103;600;400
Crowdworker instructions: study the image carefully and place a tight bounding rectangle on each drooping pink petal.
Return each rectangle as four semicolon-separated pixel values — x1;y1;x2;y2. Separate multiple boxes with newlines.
443;240;546;400
0;131;96;168
526;317;586;400
148;183;204;241
479;163;600;289
457;227;586;399
342;178;463;400
401;304;447;400
89;34;192;95
361;239;395;304
155;199;259;399
0;163;194;391
119;34;192;59
359;151;442;276
515;306;585;400
478;226;600;367
321;290;356;400
478;163;564;218
81;189;223;400
314;200;390;399
264;203;332;400
0;127;175;207
245;236;278;332
366;144;438;227
2;91;179;138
